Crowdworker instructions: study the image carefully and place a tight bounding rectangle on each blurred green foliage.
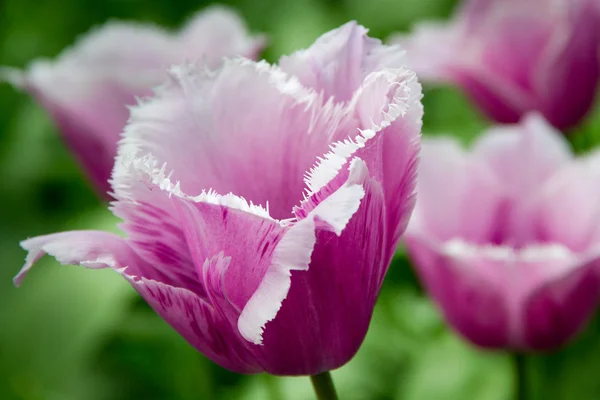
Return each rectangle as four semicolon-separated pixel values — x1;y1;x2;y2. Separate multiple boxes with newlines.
1;0;600;399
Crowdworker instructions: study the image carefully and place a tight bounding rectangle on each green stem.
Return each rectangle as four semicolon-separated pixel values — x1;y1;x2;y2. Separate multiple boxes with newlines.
514;353;527;400
310;371;338;400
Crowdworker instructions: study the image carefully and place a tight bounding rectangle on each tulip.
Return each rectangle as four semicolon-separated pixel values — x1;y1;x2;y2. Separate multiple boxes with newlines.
16;22;422;382
1;6;265;196
405;113;600;352
392;0;600;130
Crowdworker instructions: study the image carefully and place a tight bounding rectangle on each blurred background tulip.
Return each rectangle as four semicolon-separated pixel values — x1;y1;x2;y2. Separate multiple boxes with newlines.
406;114;600;352
394;0;600;132
3;0;600;399
1;5;265;197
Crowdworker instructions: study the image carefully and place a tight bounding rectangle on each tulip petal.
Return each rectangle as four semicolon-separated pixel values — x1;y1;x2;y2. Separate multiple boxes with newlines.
255;159;388;374
117;60;355;220
389;22;462;83
2;7;264;196
111;155;210;295
280;21;406;102
124;272;262;373
534;0;600;129
405;236;512;348
179;5;266;66
523;258;600;350
395;0;599;129
173;159;367;346
172;193;315;347
16;230;265;373
533;161;600;252
472;113;571;195
410;138;503;244
406;232;600;350
302;68;419;198
16;230;140;286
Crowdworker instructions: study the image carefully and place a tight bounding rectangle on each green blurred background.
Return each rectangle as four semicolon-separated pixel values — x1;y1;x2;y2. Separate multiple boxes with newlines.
1;0;600;399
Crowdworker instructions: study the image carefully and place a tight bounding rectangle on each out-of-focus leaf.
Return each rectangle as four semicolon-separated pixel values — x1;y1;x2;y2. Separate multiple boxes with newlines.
421;86;489;144
528;312;600;400
567;101;600;154
399;332;512;400
345;0;455;37
265;0;342;60
0;209;134;400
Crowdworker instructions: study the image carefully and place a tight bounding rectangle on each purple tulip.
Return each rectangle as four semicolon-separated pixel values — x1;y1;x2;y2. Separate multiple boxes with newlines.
393;0;600;130
1;6;265;196
15;22;422;375
405;113;600;351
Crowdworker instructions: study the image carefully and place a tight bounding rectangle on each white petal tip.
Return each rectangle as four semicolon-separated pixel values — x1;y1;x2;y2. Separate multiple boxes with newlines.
0;67;27;89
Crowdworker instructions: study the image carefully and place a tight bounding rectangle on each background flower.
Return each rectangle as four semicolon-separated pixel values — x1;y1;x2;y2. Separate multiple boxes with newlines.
393;0;600;131
405;114;600;351
1;5;265;196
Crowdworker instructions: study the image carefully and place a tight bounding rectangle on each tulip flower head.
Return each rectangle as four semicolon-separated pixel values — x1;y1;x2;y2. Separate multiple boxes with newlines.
393;0;600;130
405;114;600;351
15;22;422;375
1;6;266;196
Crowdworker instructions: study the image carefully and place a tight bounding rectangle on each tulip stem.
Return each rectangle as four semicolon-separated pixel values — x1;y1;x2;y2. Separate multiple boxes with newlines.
310;371;338;400
514;353;527;400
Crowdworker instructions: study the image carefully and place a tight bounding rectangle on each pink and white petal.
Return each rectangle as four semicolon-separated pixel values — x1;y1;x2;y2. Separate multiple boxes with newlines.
280;22;407;102
174;158;366;349
124;274;261;373
534;0;600;129
389;22;464;82
409;137;503;244
406;236;512;348
171;192;287;322
118;60;354;220
179;5;266;66
237;216;317;346
16;230;142;286
9;62;140;196
472;113;571;196
15;229;263;373
375;74;422;246
409;239;598;349
110;156;206;295
521;255;600;350
477;13;554;93
255;159;387;374
301;66;421;208
299;126;401;265
532;161;600;252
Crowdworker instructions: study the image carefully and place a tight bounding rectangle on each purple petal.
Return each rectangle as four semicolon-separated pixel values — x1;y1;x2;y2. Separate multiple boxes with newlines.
405;236;511;348
171;193;297;345
396;0;600;129
16;230;264;373
406;233;600;350
534;0;600;129
124;273;262;373
110;156;208;295
523;258;600;350
256;159;388;374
